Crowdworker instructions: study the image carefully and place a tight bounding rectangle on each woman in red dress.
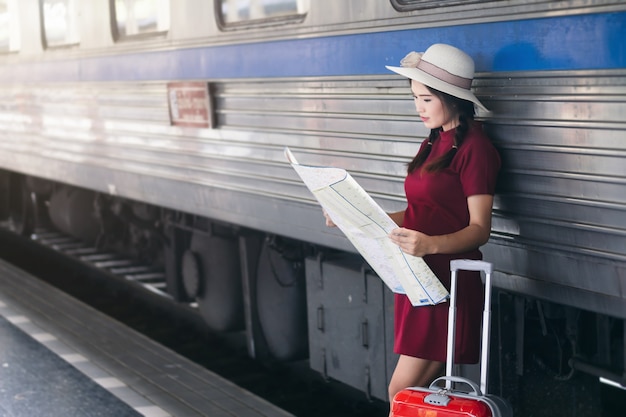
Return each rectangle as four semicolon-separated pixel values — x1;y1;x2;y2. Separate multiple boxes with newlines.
324;43;500;409
383;44;501;404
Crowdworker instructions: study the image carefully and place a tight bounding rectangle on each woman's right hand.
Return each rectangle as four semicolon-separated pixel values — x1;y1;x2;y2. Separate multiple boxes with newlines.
323;209;336;227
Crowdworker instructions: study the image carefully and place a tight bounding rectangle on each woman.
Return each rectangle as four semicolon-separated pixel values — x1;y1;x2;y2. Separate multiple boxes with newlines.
325;43;500;406
385;43;500;403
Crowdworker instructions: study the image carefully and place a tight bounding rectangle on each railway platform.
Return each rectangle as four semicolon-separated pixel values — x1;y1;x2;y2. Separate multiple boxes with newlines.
0;258;294;417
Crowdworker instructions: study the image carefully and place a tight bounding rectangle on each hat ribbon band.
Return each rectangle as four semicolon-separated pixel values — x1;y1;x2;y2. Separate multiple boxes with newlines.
416;60;472;90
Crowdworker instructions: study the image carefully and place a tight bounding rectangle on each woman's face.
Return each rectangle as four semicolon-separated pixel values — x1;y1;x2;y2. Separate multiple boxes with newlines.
411;81;458;131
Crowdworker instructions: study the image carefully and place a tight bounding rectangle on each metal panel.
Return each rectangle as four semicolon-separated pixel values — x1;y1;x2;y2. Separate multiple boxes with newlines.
305;255;394;401
0;68;624;318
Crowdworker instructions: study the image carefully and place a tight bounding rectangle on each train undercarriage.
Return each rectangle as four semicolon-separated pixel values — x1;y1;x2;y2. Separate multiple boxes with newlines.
1;170;624;413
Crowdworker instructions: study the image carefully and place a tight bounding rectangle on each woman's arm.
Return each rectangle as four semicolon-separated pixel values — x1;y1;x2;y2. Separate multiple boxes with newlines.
323;209;336;227
388;194;494;257
388;210;406;226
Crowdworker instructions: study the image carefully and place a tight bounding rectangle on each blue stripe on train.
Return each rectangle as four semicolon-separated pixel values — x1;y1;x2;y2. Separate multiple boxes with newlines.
4;11;625;82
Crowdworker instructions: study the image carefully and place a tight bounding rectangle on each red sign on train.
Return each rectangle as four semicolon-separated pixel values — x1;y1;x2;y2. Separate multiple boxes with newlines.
167;82;213;128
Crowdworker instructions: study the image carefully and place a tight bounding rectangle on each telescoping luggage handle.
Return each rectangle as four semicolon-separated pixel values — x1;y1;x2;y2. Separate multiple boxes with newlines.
446;259;493;395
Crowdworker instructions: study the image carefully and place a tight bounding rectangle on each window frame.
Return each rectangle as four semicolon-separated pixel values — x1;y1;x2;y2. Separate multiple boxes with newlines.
390;0;487;12
39;0;80;49
215;0;308;31
0;0;20;53
109;0;170;42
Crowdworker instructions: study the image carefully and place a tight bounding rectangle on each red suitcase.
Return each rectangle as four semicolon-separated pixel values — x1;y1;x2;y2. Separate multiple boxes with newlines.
390;259;513;417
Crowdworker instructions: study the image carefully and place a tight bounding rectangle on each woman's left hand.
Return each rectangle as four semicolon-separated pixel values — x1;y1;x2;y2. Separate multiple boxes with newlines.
323;209;336;227
389;227;434;257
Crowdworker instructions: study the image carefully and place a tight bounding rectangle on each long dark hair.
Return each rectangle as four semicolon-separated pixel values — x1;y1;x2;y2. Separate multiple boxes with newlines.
407;86;475;174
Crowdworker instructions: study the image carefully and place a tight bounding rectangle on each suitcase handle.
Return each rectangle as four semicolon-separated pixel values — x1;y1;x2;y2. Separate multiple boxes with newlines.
450;259;492;274
446;259;493;395
429;375;483;396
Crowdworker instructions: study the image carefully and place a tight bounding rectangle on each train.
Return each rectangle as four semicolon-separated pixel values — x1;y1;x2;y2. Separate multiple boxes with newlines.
0;0;624;411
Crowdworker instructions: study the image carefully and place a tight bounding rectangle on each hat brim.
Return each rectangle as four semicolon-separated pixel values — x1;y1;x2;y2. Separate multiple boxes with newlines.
386;65;489;113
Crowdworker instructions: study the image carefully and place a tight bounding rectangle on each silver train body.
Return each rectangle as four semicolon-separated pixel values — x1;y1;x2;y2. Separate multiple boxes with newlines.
0;0;624;403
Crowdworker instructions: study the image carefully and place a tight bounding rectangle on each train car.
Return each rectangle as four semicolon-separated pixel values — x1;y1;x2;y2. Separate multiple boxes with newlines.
0;0;624;409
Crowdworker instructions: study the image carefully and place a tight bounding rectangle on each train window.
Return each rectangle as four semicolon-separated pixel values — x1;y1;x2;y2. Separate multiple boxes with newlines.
0;0;20;52
391;0;484;11
111;0;170;40
217;0;308;28
41;0;80;48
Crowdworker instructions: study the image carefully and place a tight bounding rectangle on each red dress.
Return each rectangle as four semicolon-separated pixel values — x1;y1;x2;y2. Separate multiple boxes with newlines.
394;122;500;363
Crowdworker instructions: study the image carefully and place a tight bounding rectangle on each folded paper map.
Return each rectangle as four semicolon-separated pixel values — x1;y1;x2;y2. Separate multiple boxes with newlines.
285;147;448;306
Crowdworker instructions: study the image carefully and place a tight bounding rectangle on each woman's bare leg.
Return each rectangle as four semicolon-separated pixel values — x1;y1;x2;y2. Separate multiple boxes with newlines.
388;354;444;414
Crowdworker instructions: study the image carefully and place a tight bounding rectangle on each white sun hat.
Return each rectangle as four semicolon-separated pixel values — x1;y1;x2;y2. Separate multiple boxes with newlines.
386;43;489;112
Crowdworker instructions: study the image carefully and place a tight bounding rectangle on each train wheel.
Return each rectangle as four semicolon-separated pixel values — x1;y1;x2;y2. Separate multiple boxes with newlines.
48;186;100;244
256;237;308;361
7;174;35;236
186;232;244;332
0;170;9;220
181;249;202;299
25;177;54;229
